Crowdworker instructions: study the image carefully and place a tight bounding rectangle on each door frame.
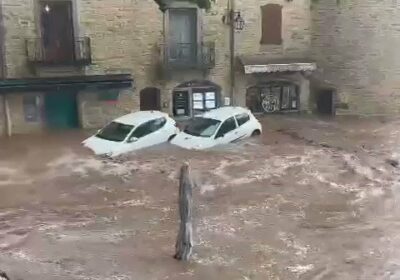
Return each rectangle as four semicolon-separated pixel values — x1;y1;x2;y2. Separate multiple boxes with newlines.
44;91;79;129
34;0;81;48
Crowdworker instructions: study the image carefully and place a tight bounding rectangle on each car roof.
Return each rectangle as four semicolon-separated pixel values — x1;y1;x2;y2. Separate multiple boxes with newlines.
114;111;168;126
202;106;250;121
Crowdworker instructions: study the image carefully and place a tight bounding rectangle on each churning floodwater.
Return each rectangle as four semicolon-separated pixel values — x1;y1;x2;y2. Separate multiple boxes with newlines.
0;115;400;279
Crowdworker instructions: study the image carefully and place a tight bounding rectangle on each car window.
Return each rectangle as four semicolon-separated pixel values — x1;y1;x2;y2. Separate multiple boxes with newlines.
184;117;221;137
235;113;250;126
151;117;167;131
130;117;166;139
96;122;134;142
216;117;237;138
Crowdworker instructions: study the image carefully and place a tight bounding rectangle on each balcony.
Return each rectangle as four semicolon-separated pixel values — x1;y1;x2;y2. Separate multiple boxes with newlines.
161;41;215;71
26;37;92;67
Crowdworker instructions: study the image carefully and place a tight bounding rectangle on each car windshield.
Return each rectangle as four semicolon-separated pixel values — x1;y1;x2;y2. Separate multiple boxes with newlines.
184;117;221;137
96;122;134;142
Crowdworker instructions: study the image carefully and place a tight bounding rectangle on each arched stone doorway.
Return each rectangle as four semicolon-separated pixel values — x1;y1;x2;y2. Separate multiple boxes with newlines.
246;81;299;113
172;80;221;117
140;87;161;111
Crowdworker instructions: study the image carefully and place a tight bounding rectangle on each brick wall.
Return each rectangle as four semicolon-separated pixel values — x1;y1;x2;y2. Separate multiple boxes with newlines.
311;0;400;115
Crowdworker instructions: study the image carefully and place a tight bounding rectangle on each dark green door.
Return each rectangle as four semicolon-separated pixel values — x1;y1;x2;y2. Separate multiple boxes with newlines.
45;91;79;129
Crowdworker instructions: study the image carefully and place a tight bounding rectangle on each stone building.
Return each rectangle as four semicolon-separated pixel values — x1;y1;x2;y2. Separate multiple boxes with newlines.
0;0;317;136
311;0;400;115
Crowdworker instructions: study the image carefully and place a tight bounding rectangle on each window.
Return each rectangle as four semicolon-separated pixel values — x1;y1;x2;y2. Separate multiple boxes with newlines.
246;82;299;113
130;118;166;139
216;117;237;138
96;122;134;142
261;4;282;45
235;113;250;126
193;91;217;114
23;95;41;122
168;8;197;64
184;117;221;138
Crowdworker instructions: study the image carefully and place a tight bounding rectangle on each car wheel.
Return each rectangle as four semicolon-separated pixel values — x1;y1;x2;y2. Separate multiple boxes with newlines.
251;129;261;137
168;134;177;142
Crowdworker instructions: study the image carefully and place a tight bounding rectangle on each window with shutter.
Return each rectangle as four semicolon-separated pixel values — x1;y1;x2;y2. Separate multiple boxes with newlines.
260;4;282;45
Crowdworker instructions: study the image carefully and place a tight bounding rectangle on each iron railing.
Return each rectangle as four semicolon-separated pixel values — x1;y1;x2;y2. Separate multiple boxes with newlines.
26;37;92;66
161;42;215;70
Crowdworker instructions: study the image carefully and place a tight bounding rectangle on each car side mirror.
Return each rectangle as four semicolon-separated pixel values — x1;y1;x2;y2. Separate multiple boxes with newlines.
127;137;138;143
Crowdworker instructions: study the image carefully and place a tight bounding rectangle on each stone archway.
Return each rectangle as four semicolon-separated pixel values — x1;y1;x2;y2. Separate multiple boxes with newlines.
140;87;161;111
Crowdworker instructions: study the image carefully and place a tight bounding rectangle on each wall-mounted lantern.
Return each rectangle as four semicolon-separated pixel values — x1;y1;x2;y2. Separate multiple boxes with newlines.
222;10;245;31
233;12;245;31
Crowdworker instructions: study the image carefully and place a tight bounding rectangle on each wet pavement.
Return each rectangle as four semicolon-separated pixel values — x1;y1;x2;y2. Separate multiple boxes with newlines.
1;115;400;279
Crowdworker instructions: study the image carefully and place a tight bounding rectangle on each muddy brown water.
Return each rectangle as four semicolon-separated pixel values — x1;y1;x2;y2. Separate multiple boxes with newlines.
1;115;400;279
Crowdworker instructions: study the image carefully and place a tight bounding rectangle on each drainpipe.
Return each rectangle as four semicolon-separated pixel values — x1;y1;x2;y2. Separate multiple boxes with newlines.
0;0;8;136
229;0;235;106
0;0;6;79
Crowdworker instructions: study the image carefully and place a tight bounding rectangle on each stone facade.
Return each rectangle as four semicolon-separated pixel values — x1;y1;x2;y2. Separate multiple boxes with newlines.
0;0;314;135
311;0;400;115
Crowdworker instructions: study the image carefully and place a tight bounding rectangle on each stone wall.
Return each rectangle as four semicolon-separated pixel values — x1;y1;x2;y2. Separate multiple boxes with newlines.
6;93;44;134
78;89;136;129
311;0;400;115
235;0;312;58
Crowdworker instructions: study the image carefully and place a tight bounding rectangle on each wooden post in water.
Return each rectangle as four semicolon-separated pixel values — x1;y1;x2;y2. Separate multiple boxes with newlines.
0;270;10;280
174;162;193;261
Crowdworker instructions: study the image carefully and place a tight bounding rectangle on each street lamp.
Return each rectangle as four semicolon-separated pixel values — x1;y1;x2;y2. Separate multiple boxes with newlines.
232;12;245;31
222;10;245;31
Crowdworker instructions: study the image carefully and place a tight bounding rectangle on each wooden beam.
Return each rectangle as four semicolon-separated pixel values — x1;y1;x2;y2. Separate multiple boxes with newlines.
174;162;194;261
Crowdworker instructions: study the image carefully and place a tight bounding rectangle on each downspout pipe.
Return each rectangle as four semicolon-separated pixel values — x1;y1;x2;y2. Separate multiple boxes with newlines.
228;0;235;106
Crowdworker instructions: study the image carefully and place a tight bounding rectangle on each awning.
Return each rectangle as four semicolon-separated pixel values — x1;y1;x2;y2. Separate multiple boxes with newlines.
0;74;133;94
239;55;317;74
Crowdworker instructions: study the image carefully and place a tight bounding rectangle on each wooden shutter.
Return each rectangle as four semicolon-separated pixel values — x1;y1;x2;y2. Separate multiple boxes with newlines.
261;4;282;45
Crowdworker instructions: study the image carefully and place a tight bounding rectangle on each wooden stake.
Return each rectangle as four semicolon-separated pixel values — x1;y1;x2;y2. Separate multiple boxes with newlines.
174;162;193;261
0;270;10;280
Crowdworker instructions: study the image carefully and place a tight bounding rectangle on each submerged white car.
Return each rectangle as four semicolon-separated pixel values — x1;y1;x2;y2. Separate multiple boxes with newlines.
83;111;178;157
171;107;262;150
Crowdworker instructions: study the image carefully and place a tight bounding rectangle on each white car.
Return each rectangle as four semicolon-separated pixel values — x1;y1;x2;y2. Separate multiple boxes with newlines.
171;106;262;150
83;111;179;157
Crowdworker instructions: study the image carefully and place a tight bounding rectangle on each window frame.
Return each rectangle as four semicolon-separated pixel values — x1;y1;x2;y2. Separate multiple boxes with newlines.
215;117;237;138
23;95;41;123
129;117;167;140
235;113;250;126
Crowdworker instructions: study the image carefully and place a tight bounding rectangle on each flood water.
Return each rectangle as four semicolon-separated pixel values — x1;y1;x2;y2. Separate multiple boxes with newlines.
1;115;400;279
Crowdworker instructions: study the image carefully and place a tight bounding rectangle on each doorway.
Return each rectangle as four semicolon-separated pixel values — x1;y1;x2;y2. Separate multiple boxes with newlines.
168;8;197;64
316;89;335;115
44;91;79;129
140;87;161;111
40;1;75;63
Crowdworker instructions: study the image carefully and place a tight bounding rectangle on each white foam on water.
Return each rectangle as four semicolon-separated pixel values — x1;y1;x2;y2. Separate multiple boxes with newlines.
287;264;314;276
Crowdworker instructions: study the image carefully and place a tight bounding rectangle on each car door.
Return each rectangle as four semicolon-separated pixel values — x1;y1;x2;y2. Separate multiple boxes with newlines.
214;117;238;145
235;113;252;139
127;117;167;150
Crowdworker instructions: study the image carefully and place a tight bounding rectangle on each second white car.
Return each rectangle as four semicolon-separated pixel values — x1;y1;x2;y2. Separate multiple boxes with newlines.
171;106;262;150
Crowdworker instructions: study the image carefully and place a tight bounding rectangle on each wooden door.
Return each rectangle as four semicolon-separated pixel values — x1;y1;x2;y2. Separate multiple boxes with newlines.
40;1;74;63
140;88;161;111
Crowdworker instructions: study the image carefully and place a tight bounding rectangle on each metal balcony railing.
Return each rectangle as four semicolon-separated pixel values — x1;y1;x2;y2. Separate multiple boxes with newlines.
26;37;92;66
161;42;215;70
